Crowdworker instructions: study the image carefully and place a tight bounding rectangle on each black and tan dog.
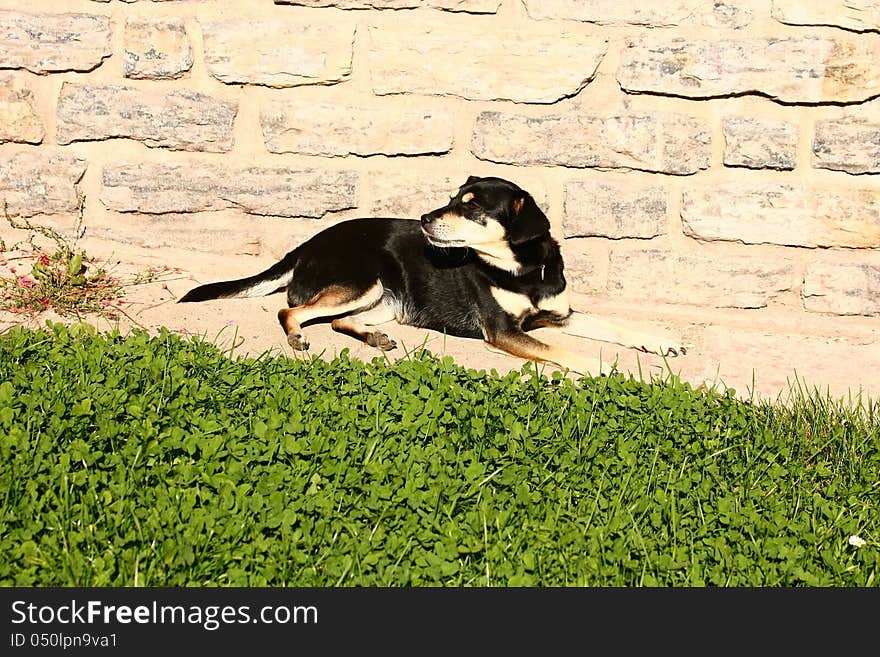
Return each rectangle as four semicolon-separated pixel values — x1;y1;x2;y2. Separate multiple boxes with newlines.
179;176;684;375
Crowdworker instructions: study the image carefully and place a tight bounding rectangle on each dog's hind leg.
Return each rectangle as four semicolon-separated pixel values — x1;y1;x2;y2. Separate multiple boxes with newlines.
330;301;398;351
277;281;384;350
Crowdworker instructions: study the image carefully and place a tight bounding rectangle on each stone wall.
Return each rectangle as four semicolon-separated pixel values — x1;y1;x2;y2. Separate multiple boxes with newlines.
1;0;879;393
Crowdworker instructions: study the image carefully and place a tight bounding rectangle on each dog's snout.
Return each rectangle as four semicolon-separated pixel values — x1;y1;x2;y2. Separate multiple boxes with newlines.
420;213;435;226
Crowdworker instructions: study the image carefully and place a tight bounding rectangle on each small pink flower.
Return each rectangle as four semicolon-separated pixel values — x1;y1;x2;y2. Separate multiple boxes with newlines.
17;276;34;288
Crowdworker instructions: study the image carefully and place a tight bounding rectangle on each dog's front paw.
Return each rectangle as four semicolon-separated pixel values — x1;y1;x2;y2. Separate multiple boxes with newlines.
287;333;310;351
638;339;692;357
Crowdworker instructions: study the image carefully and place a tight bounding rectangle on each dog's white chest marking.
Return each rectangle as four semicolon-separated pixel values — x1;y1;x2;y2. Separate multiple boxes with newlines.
490;288;571;320
490;287;533;318
537;291;570;315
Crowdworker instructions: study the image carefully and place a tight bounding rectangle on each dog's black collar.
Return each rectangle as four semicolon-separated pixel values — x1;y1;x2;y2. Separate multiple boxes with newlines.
479;258;545;280
509;234;555;278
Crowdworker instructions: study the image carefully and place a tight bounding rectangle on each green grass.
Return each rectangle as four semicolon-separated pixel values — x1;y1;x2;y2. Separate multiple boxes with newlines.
0;323;877;586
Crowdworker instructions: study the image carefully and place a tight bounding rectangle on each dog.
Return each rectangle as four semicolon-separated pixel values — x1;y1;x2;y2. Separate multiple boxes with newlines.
179;176;684;375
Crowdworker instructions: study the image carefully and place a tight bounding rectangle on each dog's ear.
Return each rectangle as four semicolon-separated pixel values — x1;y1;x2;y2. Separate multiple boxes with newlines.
464;175;480;185
508;194;550;245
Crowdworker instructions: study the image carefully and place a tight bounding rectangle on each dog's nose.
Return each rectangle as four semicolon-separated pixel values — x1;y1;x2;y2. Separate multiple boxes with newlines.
420;213;434;226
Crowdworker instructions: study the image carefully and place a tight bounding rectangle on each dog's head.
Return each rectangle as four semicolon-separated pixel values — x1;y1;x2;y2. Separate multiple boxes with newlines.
419;176;550;249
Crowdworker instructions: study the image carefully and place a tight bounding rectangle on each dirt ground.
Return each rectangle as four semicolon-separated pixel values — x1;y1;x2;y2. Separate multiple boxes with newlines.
2;234;879;405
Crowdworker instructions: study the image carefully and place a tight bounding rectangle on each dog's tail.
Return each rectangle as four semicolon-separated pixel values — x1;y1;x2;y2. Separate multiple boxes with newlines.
178;250;299;303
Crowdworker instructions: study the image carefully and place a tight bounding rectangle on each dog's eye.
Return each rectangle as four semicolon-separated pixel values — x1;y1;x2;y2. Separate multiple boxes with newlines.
464;199;480;210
